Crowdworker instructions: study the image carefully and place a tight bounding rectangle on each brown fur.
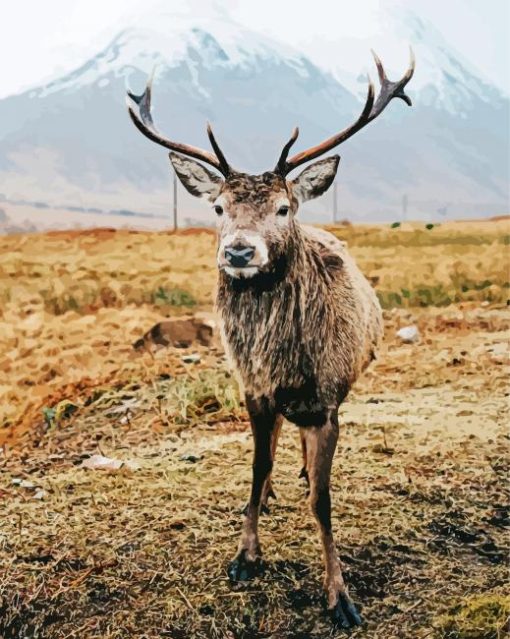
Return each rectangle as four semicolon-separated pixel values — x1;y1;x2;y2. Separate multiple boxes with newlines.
216;221;382;413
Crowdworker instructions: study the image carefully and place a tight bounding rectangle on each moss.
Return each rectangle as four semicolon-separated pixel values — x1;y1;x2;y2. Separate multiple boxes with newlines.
40;284;197;314
376;279;508;309
150;286;196;308
436;593;510;639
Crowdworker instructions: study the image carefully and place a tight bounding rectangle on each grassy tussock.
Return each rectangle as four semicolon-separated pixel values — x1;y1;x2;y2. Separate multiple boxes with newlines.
436;593;510;639
142;368;242;428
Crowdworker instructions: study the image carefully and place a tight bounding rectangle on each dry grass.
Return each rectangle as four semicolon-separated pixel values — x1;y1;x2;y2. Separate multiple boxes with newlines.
0;220;509;638
1;219;508;433
436;594;510;639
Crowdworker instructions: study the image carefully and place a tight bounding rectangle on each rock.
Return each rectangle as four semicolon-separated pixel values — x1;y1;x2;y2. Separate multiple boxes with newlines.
396;325;420;343
80;454;139;472
487;342;508;363
179;453;202;463
181;353;201;364
12;478;35;489
133;314;216;351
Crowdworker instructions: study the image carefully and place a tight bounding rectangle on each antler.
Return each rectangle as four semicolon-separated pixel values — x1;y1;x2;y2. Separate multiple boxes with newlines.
276;47;415;176
126;73;232;177
275;126;300;175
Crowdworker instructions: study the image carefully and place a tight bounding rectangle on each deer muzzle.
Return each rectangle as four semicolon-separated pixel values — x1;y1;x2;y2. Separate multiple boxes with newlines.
218;233;269;278
224;244;255;268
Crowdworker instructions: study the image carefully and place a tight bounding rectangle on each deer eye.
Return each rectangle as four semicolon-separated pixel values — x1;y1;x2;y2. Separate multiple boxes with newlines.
214;205;223;216
277;205;289;217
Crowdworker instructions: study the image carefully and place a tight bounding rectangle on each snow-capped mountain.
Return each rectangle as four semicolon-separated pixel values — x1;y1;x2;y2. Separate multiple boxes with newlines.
0;6;507;225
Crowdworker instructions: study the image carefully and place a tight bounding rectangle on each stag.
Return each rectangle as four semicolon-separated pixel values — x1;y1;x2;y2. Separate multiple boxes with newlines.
127;49;414;628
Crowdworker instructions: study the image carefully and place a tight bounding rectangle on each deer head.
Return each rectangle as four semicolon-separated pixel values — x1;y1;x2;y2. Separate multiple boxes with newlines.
127;50;414;279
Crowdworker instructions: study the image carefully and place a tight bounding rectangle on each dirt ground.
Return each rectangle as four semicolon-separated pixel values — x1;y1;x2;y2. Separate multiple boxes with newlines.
0;222;509;638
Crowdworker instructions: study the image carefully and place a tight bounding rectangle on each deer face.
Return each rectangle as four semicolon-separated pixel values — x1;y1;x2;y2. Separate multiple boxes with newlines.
170;154;340;278
211;171;293;279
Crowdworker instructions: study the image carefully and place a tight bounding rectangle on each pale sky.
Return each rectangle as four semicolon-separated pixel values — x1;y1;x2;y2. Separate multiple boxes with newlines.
0;0;508;99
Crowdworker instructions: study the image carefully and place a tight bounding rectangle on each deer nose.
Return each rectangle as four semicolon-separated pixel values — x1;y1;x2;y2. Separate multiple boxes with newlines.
224;244;255;268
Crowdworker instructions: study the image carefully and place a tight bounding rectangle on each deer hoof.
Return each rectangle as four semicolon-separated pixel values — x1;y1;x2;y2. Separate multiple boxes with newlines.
227;551;263;582
330;593;363;629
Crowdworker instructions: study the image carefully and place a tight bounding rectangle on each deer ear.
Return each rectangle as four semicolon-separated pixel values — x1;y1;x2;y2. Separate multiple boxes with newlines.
291;156;340;203
169;152;223;201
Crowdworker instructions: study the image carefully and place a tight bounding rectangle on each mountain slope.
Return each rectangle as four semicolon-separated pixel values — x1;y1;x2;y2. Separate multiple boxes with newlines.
0;8;507;224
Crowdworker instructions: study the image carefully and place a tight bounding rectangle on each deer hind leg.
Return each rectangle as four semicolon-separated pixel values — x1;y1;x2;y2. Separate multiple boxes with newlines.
299;429;310;488
300;413;362;629
228;396;278;582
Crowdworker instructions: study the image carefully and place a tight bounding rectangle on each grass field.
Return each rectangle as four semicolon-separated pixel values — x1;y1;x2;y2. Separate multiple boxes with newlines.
0;219;509;638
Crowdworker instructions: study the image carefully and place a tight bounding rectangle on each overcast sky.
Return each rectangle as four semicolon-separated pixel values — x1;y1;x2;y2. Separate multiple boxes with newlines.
1;0;508;99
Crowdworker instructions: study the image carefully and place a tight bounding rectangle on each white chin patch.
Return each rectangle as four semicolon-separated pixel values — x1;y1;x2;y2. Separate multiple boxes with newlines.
224;266;259;279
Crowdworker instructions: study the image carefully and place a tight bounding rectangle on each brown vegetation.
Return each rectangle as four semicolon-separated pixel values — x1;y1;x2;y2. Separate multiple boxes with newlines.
0;219;508;637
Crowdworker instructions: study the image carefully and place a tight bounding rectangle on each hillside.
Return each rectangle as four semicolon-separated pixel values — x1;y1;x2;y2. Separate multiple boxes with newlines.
0;6;507;225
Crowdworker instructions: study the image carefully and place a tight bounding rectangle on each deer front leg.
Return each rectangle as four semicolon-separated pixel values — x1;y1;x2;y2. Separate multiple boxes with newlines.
241;414;282;515
260;414;282;512
228;396;278;582
301;413;362;629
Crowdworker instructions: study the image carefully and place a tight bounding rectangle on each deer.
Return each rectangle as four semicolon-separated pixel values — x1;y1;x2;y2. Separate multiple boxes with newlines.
127;48;414;629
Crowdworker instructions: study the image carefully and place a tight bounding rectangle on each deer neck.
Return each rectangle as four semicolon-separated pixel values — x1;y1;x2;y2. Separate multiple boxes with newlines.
215;225;328;396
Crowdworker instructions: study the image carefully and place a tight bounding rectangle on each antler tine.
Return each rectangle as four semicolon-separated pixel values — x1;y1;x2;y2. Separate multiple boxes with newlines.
371;49;387;86
126;73;230;176
129;67;157;122
369;47;415;114
405;45;416;82
283;80;375;174
206;123;231;177
275;127;300;174
280;48;415;176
